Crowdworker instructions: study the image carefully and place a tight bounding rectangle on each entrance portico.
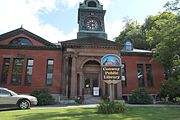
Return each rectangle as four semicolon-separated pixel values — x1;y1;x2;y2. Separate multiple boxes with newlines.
61;37;122;99
61;0;122;100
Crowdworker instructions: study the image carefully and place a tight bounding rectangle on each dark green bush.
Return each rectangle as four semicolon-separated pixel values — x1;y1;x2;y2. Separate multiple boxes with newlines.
97;100;127;114
175;97;180;104
128;88;153;104
159;79;180;101
30;88;55;105
156;97;180;105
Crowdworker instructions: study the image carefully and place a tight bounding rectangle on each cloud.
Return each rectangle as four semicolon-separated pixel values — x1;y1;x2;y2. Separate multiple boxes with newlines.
0;0;114;43
25;0;60;14
106;20;125;40
34;24;77;42
0;0;75;43
99;0;110;9
61;0;83;8
61;0;110;9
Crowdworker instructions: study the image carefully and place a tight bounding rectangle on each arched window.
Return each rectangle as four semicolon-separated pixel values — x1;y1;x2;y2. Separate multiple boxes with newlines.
125;41;132;51
9;37;32;46
88;1;97;7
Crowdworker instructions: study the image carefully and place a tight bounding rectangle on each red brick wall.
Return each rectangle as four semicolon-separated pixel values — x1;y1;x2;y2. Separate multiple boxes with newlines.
122;56;164;94
0;49;62;94
0;48;164;96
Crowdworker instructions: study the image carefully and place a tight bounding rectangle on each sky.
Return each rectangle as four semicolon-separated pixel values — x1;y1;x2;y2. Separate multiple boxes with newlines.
0;0;167;43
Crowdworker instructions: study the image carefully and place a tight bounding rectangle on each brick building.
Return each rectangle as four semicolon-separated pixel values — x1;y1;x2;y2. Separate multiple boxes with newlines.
0;0;164;102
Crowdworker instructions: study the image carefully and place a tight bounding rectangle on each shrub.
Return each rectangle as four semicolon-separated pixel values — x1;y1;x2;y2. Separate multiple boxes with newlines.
30;88;55;105
97;100;127;114
128;88;153;104
174;97;180;104
156;97;180;105
159;79;180;101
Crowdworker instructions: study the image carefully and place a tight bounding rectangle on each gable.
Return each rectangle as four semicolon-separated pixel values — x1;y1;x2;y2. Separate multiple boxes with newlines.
0;27;56;47
61;37;121;49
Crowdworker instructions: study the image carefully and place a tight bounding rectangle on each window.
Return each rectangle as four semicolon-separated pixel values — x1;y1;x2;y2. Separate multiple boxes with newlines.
0;90;11;96
125;41;133;51
77;74;80;96
25;59;34;85
9;37;32;46
121;63;127;87
12;58;24;85
1;58;10;85
137;64;145;87
146;64;154;87
85;78;90;88
88;1;96;7
46;59;54;85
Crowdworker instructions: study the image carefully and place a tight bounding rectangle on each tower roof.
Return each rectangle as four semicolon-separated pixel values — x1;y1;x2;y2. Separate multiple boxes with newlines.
77;0;107;39
79;0;103;10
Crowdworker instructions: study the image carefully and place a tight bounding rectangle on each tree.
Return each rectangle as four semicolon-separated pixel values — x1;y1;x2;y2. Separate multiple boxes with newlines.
164;0;180;14
153;0;180;101
144;11;180;77
115;0;180;79
115;19;149;50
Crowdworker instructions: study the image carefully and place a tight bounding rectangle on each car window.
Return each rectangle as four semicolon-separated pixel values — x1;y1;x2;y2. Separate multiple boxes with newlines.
0;90;11;96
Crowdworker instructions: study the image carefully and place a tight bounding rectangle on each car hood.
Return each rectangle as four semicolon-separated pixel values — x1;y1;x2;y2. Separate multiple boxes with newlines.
15;94;36;99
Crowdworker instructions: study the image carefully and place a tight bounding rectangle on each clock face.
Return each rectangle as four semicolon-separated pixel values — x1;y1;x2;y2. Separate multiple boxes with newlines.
86;19;98;30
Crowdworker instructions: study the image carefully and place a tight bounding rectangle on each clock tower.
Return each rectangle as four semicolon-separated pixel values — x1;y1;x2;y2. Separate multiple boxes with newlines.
77;0;107;39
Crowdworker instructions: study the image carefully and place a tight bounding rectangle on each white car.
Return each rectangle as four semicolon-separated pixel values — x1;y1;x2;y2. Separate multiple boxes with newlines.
0;87;38;110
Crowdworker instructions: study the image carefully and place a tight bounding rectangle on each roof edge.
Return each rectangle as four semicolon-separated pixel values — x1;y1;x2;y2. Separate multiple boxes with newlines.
0;27;56;47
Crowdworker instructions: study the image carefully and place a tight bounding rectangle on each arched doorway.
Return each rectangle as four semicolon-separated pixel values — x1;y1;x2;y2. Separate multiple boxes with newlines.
82;60;101;96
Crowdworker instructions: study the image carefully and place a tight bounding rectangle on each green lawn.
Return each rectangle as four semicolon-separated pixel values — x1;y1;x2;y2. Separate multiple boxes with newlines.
0;107;180;120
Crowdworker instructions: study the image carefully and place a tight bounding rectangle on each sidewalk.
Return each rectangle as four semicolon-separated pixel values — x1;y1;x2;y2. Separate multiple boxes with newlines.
126;104;180;107
32;104;99;109
32;103;180;109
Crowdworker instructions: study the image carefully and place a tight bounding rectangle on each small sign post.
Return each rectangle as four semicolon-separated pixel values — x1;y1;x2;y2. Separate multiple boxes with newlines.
101;54;121;101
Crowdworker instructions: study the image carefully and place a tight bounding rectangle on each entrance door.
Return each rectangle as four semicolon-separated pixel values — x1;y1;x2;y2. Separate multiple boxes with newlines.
84;73;99;95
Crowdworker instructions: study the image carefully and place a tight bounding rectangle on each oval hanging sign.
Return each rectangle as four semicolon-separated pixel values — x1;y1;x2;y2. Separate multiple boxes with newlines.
101;54;121;66
101;54;121;84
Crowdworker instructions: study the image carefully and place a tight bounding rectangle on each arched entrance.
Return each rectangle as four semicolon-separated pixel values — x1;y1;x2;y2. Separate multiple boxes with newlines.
82;60;101;97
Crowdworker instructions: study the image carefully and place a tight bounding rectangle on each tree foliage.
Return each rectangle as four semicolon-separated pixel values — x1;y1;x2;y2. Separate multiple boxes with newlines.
172;60;180;80
164;0;180;14
115;20;149;50
115;0;180;78
144;11;180;77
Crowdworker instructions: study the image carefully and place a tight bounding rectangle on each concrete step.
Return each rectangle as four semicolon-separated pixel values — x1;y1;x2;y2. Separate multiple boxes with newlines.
84;96;101;104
